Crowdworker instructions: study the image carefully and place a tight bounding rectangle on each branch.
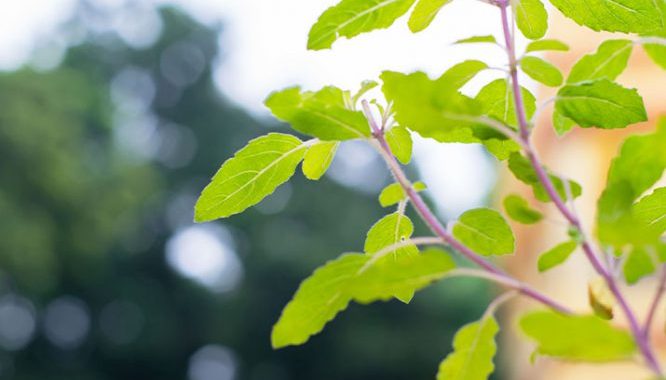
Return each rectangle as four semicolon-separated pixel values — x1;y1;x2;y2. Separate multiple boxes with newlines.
644;264;666;338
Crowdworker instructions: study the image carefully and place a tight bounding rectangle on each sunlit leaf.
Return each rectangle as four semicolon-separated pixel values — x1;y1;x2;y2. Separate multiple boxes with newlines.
436;316;499;380
623;247;656;285
386;126;413;164
526;39;569;53
303;141;339;180
508;153;582;203
409;0;452;32
521;56;563;87
515;0;548;40
452;208;515;256
567;40;633;84
503;194;543;224
379;181;427;207
537;241;578;272
549;0;662;34
454;35;498;44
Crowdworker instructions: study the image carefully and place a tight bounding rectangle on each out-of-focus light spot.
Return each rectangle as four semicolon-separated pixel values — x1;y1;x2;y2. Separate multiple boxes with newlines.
166;192;198;231
166;225;243;293
29;36;67;71
100;300;145;345
328;140;387;194
255;182;292;215
413;137;496;220
43;296;91;350
112;5;162;49
0;295;36;351
188;345;237;380
111;67;156;114
155;122;198;168
160;41;206;87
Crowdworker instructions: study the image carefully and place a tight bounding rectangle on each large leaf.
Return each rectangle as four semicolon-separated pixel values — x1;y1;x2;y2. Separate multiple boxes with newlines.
475;79;536;128
634;187;666;236
266;86;370;140
308;0;417;50
436;317;499;380
549;0;663;34
521;56;563;87
515;0;548;40
556;80;647;129
195;133;307;222
537;241;578;272
508;153;582;203
302;141;339;180
567;40;633;84
272;249;455;348
408;0;452;32
520;311;636;362
503;194;544;224
452;208;515;256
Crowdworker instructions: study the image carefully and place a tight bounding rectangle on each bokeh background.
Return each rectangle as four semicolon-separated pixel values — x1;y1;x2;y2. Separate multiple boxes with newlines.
0;1;512;379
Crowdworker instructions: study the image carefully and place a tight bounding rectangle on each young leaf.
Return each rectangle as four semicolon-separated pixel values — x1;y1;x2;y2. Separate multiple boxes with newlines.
644;43;666;70
556;80;647;129
308;0;417;50
195;133;307;222
454;35;498;44
552;109;576;135
525;39;569;53
520;311;636;361
436;316;499;380
352;80;379;106
475;79;536;128
408;0;452;33
266;86;370;140
567;40;633;84
549;0;662;34
503;194;544;224
623;247;656;285
514;0;548;40
633;187;666;236
385;126;413;164
508;153;582;203
520;56;563;87
302;141;339;180
537;241;577;272
271;254;366;348
438;60;489;90
588;277;614;320
452;208;515;256
378;181;427;207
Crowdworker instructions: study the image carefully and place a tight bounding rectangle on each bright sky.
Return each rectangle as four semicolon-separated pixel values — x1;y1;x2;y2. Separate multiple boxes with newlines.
0;0;534;218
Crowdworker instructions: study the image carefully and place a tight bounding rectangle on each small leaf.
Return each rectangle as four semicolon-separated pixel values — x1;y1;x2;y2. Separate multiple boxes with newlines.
452;208;515;256
567;40;633;84
556;80;647;130
508;153;583;203
303;141;339;180
454;35;498;44
623;247;656;285
525;39;569;53
644;43;666;70
521;56;563;87
549;0;662;34
503;194;544;224
408;0;452;32
520;311;636;362
588;277;614;320
633;187;666;236
308;0;417;50
436;317;499;380
352;80;379;106
475;79;536;128
385;126;413;164
552;109;576;136
195;133;307;222
537;241;578;272
379;181;427;207
439;60;489;90
515;0;548;40
266;86;370;140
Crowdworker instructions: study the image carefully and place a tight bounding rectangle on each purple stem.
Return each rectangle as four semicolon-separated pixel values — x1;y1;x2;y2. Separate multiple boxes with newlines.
362;101;572;315
497;2;663;375
644;265;666;338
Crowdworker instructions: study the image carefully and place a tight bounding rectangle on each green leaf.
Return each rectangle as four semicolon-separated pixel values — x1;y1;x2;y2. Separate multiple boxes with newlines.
552;109;576;135
508;153;582;203
302;141;339;180
537;241;578;272
364;213;417;257
272;248;456;348
556;80;647;129
567;40;633;84
436;317;499;380
352;80;379;106
515;0;548;40
385;126;413;164
525;39;570;53
438;60;489;90
475;79;536;128
195;133;307;222
308;0;417;50
378;181;426;207
454;35;498;44
266;86;370;140
521;56;563;87
503;194;544;224
350;248;456;303
520;311;636;362
623;247;656;285
452;208;515;256
634;187;666;236
408;0;452;32
644;42;666;70
549;0;663;34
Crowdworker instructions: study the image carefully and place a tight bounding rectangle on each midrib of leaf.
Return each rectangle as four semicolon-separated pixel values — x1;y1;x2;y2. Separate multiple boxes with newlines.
557;95;641;116
311;0;403;48
455;318;491;379
458;222;498;243
202;143;308;213
606;0;638;14
516;1;536;35
570;43;632;83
